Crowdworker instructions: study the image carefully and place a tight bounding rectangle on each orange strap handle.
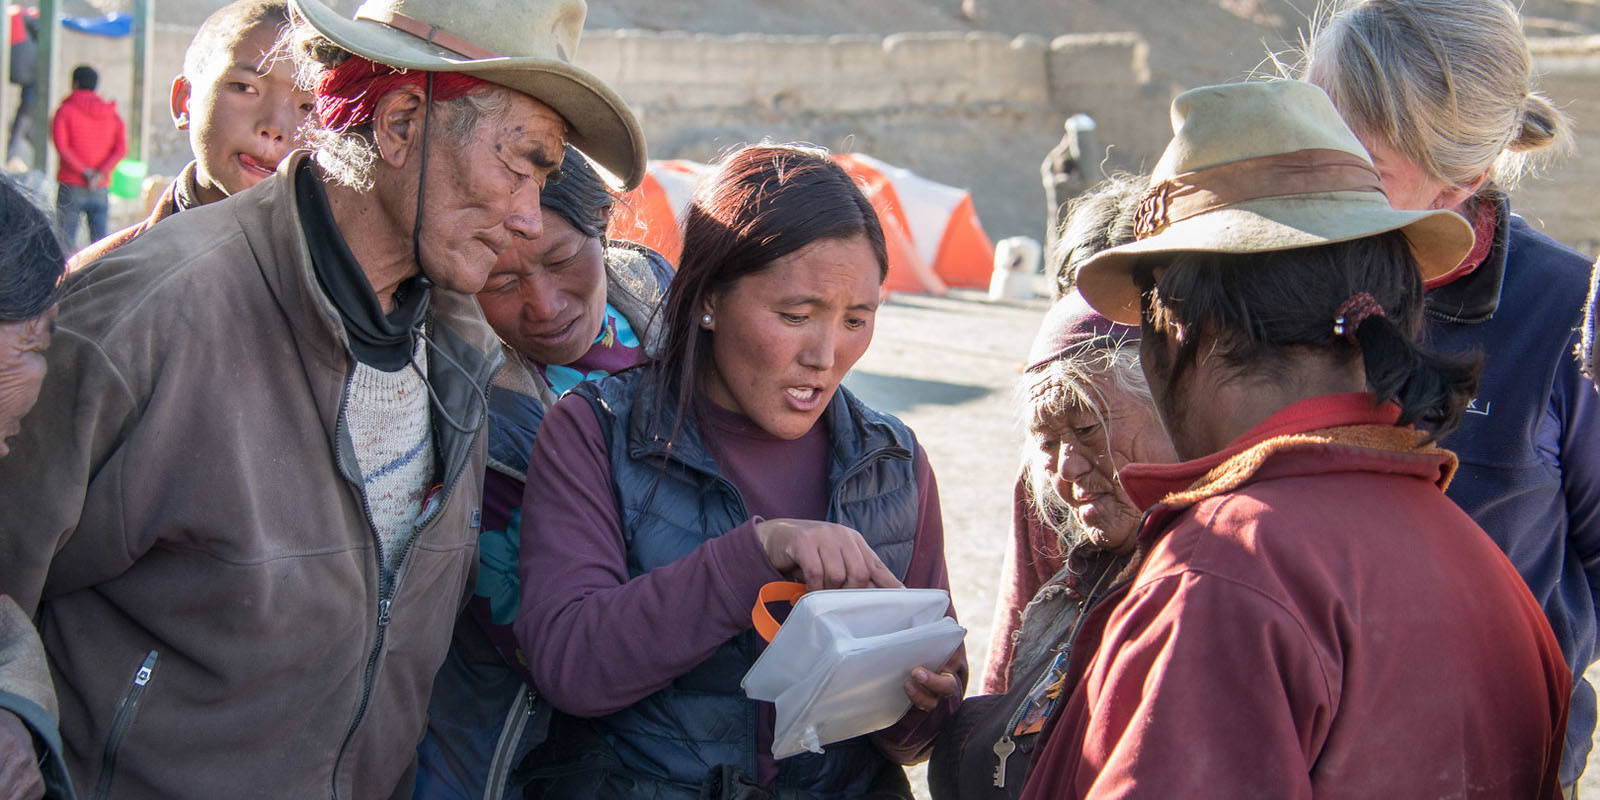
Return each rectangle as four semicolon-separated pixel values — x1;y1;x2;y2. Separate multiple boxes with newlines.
752;581;807;643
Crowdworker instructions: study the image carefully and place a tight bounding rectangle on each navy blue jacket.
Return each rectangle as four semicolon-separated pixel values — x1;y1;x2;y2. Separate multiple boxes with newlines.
525;367;922;799
1428;199;1600;783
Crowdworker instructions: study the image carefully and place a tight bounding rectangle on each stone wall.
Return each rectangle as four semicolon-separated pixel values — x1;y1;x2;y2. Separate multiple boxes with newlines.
7;25;1174;243
18;21;1600;259
578;29;1171;242
1517;37;1600;256
573;28;1600;254
580;31;1054;112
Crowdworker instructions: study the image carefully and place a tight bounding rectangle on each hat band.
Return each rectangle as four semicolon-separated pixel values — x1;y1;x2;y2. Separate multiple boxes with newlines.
1134;148;1385;240
355;8;500;60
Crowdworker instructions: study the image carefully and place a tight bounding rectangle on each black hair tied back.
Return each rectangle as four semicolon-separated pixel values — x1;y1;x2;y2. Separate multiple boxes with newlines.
1140;229;1481;441
1348;298;1480;440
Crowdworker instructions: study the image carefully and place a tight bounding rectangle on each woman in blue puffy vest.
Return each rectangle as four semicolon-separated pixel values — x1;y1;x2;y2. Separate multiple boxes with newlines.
514;143;965;799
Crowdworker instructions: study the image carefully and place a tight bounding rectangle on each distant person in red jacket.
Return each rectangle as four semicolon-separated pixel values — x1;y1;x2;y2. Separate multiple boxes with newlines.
50;65;125;247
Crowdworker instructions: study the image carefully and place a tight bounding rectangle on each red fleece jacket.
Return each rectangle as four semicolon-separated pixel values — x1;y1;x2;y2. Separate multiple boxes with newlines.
51;90;125;189
1021;394;1570;799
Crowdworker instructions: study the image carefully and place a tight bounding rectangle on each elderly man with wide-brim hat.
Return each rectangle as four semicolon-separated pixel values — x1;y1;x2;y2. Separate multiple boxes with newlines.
1017;80;1570;798
0;1;643;797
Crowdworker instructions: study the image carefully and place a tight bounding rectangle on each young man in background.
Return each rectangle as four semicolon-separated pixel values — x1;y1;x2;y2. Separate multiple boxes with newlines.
49;64;123;248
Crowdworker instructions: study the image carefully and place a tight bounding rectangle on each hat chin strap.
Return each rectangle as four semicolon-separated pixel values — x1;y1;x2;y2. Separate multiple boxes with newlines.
406;70;491;437
412;70;433;291
403;73;483;438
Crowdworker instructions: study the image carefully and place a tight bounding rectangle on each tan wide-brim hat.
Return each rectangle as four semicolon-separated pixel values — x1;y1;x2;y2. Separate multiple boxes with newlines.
290;0;647;190
1075;80;1475;325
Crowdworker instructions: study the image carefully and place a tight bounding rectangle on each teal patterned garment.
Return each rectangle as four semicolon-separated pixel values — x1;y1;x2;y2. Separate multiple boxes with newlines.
475;304;647;634
541;303;643;396
474;509;523;626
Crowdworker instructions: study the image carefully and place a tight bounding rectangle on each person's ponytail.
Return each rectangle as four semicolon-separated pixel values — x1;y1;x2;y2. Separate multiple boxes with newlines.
1509;92;1569;154
1351;313;1482;441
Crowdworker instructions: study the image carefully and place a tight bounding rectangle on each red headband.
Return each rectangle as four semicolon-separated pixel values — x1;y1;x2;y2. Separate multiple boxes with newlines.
1333;292;1386;340
315;55;491;131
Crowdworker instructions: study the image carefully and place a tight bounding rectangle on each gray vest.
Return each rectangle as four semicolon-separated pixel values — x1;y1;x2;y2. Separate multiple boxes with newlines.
571;366;921;798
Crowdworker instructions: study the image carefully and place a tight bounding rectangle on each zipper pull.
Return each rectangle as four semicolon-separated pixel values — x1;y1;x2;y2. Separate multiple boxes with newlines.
378;598;392;627
133;651;157;686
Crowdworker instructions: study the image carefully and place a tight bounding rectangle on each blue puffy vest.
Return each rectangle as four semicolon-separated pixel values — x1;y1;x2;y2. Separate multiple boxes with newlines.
569;366;921;798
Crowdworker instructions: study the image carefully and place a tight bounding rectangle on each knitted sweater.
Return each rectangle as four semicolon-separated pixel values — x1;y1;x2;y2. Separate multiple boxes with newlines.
345;342;435;580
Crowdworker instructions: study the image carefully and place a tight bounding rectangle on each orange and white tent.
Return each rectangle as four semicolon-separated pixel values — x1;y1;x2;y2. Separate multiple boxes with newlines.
610;154;994;295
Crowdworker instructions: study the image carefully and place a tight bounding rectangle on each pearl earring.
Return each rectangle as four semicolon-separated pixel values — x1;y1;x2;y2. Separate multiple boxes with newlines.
702;314;713;326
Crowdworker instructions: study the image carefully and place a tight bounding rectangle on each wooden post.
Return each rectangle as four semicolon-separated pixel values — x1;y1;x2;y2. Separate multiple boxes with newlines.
30;0;58;174
0;9;11;155
129;0;152;162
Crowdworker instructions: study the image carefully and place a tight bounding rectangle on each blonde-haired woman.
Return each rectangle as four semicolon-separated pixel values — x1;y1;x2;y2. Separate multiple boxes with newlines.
1303;1;1600;792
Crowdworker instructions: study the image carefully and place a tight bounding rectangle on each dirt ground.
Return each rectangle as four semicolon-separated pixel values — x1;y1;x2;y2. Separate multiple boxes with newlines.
844;288;1043;798
843;289;1046;679
851;288;1600;795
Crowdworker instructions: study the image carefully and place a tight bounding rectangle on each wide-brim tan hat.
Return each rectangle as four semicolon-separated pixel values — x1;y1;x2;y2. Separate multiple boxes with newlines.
290;0;647;190
1075;80;1474;325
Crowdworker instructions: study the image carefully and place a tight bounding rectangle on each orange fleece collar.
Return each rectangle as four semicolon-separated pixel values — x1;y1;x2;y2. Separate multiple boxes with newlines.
1120;393;1456;511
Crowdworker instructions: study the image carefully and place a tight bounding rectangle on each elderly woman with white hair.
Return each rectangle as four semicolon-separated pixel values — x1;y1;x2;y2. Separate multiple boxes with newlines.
985;173;1154;695
928;292;1174;799
1301;2;1600;790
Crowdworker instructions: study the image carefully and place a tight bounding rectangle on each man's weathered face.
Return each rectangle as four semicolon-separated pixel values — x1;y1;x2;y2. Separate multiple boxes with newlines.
415;88;567;294
0;308;54;458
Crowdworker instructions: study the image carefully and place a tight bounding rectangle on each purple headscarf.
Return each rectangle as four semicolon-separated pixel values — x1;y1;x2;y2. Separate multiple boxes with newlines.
1026;291;1141;373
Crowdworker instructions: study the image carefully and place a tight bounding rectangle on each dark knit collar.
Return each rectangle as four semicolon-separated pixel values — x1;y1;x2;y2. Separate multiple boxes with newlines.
295;159;429;371
169;161;203;214
1425;193;1510;325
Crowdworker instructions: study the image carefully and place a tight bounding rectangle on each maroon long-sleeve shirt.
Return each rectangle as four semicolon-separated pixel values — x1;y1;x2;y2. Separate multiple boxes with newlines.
514;394;965;783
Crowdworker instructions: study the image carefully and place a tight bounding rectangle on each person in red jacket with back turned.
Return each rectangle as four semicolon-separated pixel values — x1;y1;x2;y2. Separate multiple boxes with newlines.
1022;80;1570;799
50;65;125;248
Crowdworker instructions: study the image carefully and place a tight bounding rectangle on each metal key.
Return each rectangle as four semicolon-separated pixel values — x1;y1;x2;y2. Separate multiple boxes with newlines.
992;736;1017;788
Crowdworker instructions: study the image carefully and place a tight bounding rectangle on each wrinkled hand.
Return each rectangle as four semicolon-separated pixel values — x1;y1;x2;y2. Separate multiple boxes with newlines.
754;519;903;592
903;653;962;712
0;710;43;800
